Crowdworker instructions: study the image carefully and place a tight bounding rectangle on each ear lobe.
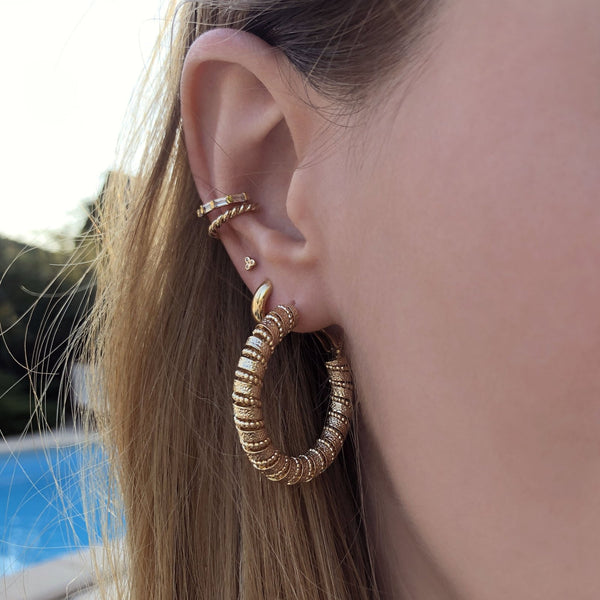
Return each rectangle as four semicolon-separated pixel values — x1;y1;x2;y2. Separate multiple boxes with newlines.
180;29;334;331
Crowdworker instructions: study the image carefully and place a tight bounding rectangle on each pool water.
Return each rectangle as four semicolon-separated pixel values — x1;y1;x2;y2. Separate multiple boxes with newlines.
0;443;110;576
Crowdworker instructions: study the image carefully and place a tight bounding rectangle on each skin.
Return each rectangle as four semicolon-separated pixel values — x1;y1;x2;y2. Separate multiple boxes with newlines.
181;1;600;597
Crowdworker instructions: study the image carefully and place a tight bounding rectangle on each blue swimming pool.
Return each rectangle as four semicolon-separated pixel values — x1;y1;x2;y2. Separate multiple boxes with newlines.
0;442;110;576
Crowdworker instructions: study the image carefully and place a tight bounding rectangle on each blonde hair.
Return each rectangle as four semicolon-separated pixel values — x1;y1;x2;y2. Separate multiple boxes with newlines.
69;1;440;598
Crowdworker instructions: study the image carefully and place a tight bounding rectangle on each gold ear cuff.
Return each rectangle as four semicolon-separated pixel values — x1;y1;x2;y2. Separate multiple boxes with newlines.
208;202;258;238
195;192;258;238
196;193;249;217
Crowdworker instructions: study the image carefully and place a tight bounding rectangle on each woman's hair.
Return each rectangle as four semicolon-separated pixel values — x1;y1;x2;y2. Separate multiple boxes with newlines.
77;1;441;598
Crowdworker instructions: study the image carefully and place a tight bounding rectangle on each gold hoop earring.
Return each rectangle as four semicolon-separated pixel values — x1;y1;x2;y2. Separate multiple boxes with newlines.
208;202;257;238
232;286;354;484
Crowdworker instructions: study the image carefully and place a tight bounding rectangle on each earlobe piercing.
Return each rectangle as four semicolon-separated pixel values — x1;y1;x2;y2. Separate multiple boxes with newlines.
244;257;256;271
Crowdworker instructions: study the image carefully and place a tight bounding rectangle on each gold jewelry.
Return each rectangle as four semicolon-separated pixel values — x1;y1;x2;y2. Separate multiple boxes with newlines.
251;280;272;322
244;256;256;271
232;287;354;484
208;202;258;238
196;192;248;218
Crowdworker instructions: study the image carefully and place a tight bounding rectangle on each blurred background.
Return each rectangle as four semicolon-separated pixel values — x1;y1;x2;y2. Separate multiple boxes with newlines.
2;1;172;583
1;0;166;436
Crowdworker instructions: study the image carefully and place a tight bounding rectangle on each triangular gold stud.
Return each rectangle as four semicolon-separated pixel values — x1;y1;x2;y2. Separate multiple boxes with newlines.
244;257;256;271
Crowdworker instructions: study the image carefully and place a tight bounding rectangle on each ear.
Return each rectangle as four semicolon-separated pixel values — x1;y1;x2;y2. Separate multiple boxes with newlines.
181;28;333;332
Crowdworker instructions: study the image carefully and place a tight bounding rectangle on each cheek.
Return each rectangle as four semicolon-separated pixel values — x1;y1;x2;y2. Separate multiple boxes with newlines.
407;145;600;411
354;1;600;595
398;0;600;409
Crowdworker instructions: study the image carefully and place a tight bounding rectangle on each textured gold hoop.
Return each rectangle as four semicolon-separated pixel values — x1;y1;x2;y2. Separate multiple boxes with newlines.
233;304;354;484
208;202;257;238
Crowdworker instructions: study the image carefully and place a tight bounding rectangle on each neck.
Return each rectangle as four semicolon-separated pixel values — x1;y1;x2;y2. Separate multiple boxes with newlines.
358;414;459;600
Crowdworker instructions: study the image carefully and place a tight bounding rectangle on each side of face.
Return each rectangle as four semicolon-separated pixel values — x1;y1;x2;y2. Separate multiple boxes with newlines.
179;2;600;596
309;0;600;597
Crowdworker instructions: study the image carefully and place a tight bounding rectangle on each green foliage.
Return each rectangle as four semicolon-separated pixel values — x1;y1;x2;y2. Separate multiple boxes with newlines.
0;219;98;436
0;172;116;436
0;371;31;435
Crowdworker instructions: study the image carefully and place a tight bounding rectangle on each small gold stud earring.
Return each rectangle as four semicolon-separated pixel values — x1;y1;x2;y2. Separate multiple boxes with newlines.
244;257;256;271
